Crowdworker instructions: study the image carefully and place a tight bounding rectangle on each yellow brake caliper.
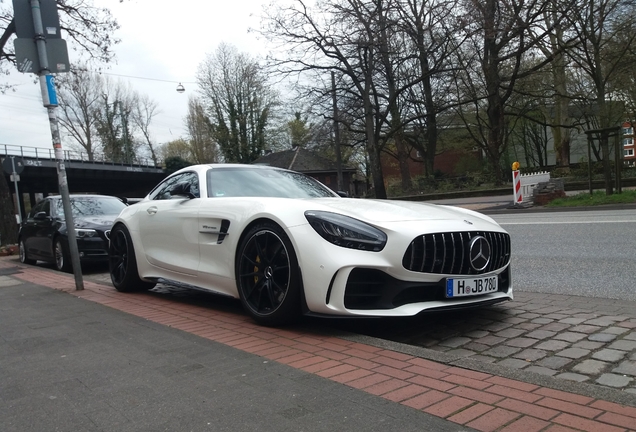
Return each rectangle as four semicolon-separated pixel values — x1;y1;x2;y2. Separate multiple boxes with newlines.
254;255;260;284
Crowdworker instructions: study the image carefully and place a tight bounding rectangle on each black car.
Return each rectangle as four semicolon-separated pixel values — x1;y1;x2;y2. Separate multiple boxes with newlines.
18;195;128;272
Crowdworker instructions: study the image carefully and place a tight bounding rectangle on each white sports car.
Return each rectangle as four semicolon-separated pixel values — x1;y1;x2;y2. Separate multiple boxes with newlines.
109;164;512;325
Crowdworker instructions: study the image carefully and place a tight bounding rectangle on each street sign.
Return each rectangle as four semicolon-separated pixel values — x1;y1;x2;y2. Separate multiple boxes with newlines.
10;174;21;182
2;156;25;175
14;38;69;73
11;0;83;290
12;0;61;39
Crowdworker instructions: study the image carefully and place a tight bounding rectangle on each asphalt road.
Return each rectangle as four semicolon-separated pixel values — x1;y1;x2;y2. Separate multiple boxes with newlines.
492;208;636;301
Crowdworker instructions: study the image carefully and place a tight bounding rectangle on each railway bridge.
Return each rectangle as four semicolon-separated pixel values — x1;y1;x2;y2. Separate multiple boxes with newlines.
1;144;167;218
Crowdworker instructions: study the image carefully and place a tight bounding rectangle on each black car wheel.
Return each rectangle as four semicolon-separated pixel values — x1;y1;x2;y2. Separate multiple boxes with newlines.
109;224;155;292
19;239;36;265
54;238;72;273
236;222;301;326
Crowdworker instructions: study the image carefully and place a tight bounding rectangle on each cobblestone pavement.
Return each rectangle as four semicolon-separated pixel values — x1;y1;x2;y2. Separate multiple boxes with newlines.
83;268;636;398
326;291;636;398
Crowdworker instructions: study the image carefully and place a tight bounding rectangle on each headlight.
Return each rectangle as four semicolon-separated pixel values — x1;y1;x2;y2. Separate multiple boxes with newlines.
75;228;98;238
305;211;387;252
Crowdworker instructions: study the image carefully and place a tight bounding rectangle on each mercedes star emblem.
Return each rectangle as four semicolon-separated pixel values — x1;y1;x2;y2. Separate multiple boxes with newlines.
469;236;491;271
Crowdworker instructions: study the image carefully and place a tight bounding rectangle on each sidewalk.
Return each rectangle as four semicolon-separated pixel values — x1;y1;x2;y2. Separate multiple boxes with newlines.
2;256;636;431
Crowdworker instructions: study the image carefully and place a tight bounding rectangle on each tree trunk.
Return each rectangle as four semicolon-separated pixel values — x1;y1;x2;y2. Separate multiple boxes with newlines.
424;108;438;177
552;52;571;166
485;82;506;184
365;93;387;199
394;130;412;192
0;174;18;246
483;0;506;185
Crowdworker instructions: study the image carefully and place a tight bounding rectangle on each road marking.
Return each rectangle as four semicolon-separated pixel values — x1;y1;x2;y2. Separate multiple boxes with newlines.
499;220;636;225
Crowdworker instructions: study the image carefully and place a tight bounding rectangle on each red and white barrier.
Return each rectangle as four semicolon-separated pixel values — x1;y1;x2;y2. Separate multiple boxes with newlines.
512;170;522;204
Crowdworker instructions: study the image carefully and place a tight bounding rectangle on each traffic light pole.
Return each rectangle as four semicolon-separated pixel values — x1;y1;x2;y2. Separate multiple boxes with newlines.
30;0;83;290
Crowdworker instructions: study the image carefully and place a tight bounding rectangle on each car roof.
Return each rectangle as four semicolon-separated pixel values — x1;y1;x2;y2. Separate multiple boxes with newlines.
173;163;289;175
46;194;121;199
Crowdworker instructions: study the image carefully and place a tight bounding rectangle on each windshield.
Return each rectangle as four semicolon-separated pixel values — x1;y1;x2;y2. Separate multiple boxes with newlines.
206;167;338;199
56;196;127;218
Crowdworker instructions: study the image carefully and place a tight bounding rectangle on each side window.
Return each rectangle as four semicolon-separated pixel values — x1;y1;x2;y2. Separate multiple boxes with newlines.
29;199;50;218
150;172;200;200
181;172;200;198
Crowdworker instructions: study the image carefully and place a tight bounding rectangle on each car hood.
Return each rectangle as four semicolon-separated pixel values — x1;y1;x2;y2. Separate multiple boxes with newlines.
311;198;495;224
72;215;118;230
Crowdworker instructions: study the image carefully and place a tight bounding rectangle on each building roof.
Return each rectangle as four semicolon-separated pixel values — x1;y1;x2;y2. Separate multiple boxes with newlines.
252;147;356;173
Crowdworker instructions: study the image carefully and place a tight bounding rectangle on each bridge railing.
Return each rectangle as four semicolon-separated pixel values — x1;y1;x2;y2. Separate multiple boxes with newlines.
0;143;162;168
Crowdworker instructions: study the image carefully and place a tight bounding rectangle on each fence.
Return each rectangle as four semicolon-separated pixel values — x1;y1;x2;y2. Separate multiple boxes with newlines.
0;143;162;168
519;171;550;202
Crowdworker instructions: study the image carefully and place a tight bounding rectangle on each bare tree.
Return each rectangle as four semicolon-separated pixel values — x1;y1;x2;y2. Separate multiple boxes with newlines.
262;0;465;196
452;0;568;183
56;67;103;160
536;0;576;167
395;0;461;178
160;138;194;162
262;0;392;197
131;93;161;166
94;77;138;164
0;0;121;246
564;0;636;194
185;96;219;163
197;43;276;163
1;0;120;91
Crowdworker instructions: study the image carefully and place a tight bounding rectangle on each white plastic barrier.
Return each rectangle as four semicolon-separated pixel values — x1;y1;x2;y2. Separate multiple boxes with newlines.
519;171;550;202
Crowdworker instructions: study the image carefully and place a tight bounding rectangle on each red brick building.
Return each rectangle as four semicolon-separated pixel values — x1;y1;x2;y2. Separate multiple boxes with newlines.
380;147;483;180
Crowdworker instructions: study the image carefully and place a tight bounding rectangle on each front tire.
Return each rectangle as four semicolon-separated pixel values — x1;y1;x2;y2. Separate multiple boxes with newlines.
19;239;36;265
109;224;155;292
54;238;72;273
236;222;301;326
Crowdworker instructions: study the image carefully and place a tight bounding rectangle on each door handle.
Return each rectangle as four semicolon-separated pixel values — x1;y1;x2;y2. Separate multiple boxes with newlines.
146;206;158;215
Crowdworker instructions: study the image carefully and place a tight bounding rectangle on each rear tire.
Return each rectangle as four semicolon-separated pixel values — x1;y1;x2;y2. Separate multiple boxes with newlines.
54;238;72;273
236;222;301;326
19;239;36;265
108;224;155;292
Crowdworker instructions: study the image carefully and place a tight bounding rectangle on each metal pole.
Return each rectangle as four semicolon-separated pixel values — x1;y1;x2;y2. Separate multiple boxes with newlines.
615;130;622;194
10;157;23;224
30;0;83;290
587;133;593;196
331;72;344;192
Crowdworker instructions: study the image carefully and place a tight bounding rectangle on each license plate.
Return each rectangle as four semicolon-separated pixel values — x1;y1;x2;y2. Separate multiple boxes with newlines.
446;275;498;298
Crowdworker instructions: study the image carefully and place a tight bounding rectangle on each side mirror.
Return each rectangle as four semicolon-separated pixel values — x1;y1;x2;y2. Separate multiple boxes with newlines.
33;212;49;220
336;191;349;197
169;182;196;199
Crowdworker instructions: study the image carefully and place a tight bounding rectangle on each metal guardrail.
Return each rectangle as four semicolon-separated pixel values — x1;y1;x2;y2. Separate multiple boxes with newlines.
0;143;163;169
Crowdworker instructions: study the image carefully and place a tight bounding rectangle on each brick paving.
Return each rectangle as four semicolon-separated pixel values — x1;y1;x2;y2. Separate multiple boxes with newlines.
3;257;636;431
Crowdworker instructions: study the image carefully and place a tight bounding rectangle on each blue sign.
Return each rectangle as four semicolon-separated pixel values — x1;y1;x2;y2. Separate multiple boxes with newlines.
46;75;58;106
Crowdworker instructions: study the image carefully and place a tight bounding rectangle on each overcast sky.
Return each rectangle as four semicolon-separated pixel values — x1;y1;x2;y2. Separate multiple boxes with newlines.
0;0;269;156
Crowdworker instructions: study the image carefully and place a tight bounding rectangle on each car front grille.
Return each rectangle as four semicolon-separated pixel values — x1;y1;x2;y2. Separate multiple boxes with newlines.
403;231;511;275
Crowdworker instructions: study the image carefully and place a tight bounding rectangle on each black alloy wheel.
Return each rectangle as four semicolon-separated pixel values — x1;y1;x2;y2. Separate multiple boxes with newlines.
236;223;301;326
108;224;155;292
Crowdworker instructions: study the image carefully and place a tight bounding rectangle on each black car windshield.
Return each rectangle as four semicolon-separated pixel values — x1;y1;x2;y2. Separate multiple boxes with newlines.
56;197;127;218
206;168;338;198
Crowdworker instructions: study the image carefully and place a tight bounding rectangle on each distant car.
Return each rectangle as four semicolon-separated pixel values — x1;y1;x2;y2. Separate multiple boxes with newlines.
18;194;128;272
109;164;513;326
